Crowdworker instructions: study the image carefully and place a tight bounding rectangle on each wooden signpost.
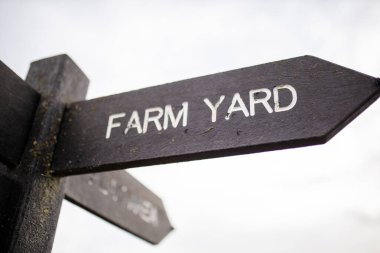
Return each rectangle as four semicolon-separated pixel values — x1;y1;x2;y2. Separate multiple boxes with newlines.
0;56;172;253
0;54;379;253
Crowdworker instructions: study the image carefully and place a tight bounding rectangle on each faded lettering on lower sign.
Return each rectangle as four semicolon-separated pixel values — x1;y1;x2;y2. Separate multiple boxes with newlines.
88;174;159;226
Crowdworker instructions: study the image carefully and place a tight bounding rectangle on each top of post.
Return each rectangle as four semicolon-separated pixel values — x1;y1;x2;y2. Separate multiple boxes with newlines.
26;54;89;103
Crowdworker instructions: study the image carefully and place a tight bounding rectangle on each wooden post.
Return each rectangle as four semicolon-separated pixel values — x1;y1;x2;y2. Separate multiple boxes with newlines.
0;55;88;253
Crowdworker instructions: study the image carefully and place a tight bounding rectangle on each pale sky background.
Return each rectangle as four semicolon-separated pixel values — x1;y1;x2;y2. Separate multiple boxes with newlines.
1;1;380;252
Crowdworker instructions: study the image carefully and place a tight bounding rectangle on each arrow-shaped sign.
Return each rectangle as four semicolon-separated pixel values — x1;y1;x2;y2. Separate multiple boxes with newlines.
51;56;380;175
0;61;40;167
64;170;173;244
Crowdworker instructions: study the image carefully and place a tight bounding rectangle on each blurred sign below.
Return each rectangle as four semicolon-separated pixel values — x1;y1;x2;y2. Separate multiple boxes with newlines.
52;56;380;176
65;170;173;244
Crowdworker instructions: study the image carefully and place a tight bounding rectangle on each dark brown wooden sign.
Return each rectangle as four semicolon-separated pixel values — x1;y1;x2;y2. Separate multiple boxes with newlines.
0;61;40;167
52;56;380;175
65;170;173;244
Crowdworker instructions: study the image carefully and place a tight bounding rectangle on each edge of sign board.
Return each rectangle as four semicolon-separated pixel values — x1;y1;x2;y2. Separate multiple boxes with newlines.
61;55;378;106
56;136;327;175
62;56;306;103
0;61;40;168
323;77;380;143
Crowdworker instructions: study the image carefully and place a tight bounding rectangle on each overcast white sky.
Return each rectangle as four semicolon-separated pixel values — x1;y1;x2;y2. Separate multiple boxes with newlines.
1;1;380;252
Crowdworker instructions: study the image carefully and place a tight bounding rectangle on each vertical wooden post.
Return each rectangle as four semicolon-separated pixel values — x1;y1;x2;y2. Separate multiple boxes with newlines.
2;55;88;253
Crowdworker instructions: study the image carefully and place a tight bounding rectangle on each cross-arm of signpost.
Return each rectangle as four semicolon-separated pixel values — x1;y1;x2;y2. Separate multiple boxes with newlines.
0;61;40;168
50;56;380;176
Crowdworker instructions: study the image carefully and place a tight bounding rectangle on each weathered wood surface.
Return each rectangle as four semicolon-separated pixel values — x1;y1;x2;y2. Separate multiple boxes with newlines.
2;55;89;253
0;61;40;168
52;56;380;175
0;162;22;251
65;170;173;244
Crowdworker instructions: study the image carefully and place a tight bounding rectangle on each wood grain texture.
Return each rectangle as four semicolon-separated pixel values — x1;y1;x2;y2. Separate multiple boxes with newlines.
52;56;380;175
65;170;173;244
0;61;40;168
